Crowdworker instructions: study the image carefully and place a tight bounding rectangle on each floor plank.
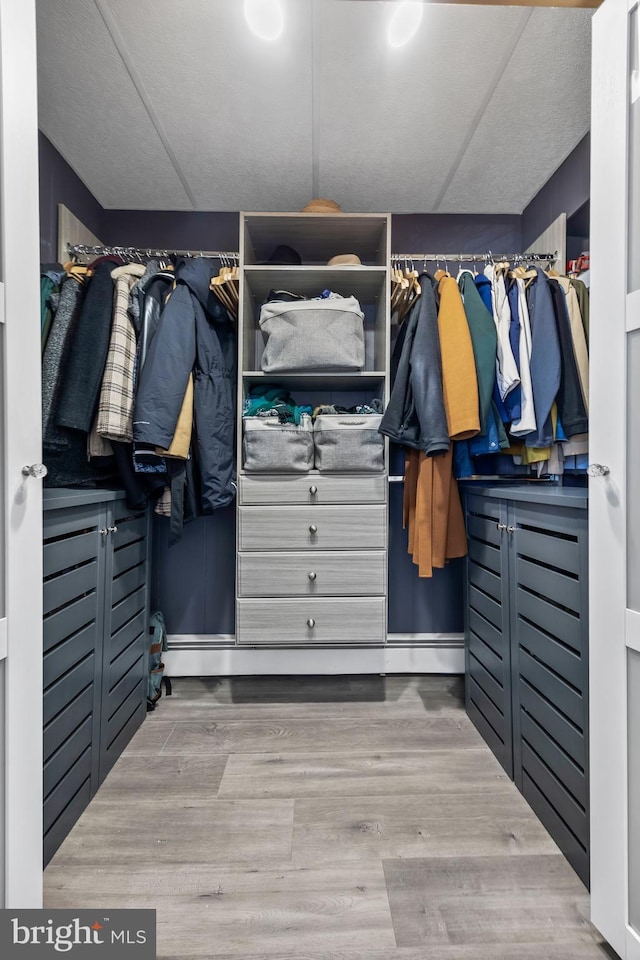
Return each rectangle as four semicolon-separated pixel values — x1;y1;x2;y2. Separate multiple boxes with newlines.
292;793;559;863
383;854;594;947
120;718;176;755
43;675;612;959
96;755;229;801
217;749;509;800
160;944;614;960
158;675;464;705
151;676;465;722
48;798;294;866
161;717;484;756
44;862;396;958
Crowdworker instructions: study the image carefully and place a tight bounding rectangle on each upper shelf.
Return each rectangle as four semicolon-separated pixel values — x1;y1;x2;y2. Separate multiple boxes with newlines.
242;213;390;266
243;265;388;302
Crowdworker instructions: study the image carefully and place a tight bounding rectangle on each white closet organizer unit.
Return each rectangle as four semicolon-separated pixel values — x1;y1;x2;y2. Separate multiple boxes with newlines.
237;213;391;648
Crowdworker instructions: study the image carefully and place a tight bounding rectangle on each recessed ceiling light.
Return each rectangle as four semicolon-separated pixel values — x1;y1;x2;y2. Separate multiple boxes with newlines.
244;0;284;42
387;1;423;49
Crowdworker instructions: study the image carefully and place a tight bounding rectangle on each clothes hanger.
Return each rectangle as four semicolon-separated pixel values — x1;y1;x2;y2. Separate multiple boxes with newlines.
545;256;560;278
456;255;474;283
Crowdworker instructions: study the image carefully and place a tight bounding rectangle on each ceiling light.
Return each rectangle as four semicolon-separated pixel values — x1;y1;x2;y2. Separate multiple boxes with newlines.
387;1;423;49
244;0;284;42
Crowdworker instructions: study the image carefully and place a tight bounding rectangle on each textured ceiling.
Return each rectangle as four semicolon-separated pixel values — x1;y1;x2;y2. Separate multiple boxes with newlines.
36;0;593;214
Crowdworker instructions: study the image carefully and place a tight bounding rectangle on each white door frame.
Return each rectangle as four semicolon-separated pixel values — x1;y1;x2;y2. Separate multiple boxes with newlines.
590;0;640;955
0;0;44;907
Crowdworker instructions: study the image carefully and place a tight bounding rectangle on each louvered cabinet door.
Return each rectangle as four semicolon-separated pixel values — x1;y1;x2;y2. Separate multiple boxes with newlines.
42;502;106;865
464;494;513;777
98;501;151;785
510;501;589;887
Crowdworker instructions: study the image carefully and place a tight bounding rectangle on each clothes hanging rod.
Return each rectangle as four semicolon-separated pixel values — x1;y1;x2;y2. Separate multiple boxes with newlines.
390;251;558;263
67;243;239;262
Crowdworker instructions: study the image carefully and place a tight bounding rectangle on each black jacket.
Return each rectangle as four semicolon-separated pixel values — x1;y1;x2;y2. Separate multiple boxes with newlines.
55;261;116;432
133;258;236;512
379;274;449;456
135;270;175;373
547;278;588;438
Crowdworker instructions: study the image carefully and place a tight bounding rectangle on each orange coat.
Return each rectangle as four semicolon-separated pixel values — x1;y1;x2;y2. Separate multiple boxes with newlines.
404;448;467;578
435;272;480;440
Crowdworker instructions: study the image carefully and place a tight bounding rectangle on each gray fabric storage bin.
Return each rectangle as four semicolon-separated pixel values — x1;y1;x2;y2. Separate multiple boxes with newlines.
259;296;365;372
243;416;314;472
314;414;384;472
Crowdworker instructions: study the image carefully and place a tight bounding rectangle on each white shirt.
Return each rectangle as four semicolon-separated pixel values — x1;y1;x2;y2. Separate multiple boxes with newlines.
485;264;520;399
510;278;537;436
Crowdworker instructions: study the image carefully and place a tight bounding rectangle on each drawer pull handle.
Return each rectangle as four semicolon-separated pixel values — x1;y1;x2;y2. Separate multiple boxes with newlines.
506;525;515;534
309;485;318;495
308;571;317;581
307;618;316;628
496;522;507;531
309;524;318;534
99;527;109;536
108;525;118;534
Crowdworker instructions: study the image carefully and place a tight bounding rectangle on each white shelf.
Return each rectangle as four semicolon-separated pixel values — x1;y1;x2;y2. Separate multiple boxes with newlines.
242;371;387;390
242;213;389;266
243;265;387;301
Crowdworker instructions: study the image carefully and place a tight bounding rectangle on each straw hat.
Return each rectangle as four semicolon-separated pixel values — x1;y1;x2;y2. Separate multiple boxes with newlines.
300;198;342;213
327;254;362;266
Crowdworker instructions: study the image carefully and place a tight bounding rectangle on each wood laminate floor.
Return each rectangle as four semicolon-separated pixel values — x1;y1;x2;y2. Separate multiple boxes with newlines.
44;675;615;959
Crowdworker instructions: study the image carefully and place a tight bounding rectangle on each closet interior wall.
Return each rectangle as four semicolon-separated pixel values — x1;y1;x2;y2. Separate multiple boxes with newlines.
39;132;590;654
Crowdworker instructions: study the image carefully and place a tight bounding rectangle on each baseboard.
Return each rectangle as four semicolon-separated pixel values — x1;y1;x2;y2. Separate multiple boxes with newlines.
163;635;464;676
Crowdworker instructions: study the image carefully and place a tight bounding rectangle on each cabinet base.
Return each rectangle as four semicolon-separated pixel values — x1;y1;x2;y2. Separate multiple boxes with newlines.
164;637;464;676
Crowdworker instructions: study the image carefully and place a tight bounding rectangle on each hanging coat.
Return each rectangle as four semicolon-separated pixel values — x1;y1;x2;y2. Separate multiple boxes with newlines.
133;257;236;513
484;264;520;400
547;278;588;438
557;276;589;410
458;271;497;435
55;260;117;433
435;272;480;440
95;263;146;442
379;275;449;456
404;447;467;578
526;268;562;448
508;277;537;437
42;276;86;448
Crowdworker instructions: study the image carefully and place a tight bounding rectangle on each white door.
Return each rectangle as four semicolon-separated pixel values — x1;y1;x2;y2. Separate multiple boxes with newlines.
0;0;44;907
591;0;640;955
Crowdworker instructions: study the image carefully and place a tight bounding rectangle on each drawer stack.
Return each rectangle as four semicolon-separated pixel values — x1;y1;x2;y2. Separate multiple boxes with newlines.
237;475;387;645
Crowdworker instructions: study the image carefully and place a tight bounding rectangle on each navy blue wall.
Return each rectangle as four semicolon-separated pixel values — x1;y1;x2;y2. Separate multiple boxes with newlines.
101;210;239;253
39;131;587;638
38;132;106;263
522;133;590;252
392;213;522;257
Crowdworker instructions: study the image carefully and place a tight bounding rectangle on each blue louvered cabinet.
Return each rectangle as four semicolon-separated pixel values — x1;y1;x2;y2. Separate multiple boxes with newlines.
43;490;151;865
463;485;589;887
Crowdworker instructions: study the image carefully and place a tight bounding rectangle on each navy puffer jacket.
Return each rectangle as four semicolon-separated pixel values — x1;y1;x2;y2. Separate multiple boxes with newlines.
133;257;236;512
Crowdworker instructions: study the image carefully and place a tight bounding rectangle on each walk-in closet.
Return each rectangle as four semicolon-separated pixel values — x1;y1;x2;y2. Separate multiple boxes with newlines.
0;0;638;957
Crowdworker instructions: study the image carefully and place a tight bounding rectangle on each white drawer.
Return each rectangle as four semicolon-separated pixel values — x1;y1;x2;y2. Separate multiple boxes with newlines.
238;504;387;551
239;473;386;505
236;597;386;645
238;551;386;597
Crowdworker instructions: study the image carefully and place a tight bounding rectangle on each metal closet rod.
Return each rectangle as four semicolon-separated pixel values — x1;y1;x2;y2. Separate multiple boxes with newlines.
67;243;239;261
390;250;558;263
